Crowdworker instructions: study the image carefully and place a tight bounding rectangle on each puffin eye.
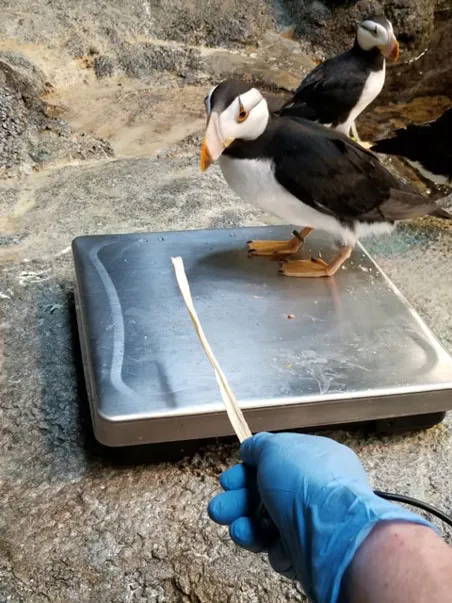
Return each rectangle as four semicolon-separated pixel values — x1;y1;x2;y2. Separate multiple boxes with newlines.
238;109;248;122
237;100;249;123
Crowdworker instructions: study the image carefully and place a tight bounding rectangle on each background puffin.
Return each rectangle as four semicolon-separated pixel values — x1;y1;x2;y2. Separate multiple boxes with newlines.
278;15;399;145
201;80;450;278
371;108;452;188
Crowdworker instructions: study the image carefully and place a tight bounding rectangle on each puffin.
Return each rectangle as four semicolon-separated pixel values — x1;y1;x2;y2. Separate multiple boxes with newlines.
278;15;399;144
201;79;450;278
371;108;452;188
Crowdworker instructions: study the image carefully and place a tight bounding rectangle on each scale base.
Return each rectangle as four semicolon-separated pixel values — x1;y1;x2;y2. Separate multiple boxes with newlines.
72;226;452;449
89;414;447;465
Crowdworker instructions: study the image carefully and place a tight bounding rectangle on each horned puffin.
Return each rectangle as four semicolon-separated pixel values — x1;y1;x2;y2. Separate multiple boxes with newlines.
279;16;399;144
372;108;452;188
201;80;450;278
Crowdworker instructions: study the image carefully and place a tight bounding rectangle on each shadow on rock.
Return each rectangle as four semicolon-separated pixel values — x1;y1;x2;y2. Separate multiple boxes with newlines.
36;284;102;472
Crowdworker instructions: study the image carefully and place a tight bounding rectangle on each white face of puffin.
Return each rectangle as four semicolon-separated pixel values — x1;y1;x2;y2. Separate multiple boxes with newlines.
357;18;399;61
201;85;269;171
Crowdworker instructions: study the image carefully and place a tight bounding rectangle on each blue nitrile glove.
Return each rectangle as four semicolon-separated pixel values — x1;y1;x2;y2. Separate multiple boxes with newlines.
208;432;435;603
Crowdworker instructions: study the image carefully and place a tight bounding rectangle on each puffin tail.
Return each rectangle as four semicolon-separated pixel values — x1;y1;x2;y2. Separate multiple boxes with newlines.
429;206;452;220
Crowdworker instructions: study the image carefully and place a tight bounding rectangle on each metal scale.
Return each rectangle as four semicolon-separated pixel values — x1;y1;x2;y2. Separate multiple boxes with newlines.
72;226;452;448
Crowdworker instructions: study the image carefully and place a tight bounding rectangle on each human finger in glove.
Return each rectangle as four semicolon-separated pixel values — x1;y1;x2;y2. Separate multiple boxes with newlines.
208;432;451;603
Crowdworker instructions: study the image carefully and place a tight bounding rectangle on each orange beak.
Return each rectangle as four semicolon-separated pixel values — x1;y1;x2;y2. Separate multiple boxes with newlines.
200;112;234;172
200;139;213;172
381;37;399;62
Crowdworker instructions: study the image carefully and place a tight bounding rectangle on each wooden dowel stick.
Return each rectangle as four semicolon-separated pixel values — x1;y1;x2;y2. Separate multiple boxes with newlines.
171;256;252;443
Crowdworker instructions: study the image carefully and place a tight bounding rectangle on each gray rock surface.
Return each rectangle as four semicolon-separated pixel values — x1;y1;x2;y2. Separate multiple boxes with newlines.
0;1;451;601
382;17;452;101
276;0;440;57
0;8;312;176
0;52;114;178
0;0;275;54
276;0;452;101
1;154;451;603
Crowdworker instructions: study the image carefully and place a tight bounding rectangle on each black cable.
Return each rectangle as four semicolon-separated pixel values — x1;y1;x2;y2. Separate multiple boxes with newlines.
374;490;452;528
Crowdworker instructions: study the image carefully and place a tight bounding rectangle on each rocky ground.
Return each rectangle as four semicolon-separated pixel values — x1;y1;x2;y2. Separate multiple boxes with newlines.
0;1;451;601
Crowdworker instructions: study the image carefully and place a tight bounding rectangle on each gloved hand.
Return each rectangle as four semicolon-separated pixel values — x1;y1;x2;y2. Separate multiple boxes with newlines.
208;432;435;603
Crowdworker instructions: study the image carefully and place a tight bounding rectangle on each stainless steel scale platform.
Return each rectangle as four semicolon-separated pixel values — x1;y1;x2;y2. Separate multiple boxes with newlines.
72;226;452;448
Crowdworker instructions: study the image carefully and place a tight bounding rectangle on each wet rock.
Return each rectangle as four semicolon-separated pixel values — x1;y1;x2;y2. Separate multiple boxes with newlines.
276;0;442;59
383;17;452;101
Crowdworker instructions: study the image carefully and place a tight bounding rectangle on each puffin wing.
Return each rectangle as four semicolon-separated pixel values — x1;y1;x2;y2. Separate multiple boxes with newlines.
373;108;452;154
279;52;365;124
371;122;432;155
272;119;444;221
420;107;452;133
372;109;452;181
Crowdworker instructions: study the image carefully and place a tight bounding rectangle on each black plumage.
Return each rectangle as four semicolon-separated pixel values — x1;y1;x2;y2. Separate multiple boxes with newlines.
279;47;383;128
371;108;452;186
202;79;450;277
277;16;396;139
224;115;444;228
